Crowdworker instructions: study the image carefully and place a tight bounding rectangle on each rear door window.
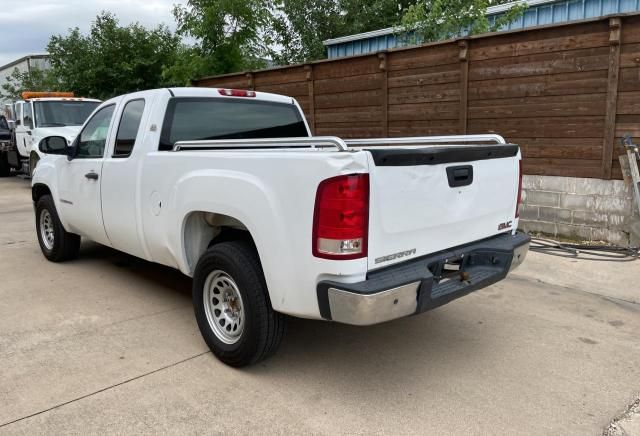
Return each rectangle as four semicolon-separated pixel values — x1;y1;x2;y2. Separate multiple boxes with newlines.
114;99;145;158
159;98;308;151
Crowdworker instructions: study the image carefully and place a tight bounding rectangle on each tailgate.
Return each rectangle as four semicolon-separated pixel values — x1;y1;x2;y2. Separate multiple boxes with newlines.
365;144;521;270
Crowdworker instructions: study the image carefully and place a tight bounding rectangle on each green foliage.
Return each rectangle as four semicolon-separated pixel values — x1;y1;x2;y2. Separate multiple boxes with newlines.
0;67;61;101
400;0;527;43
171;0;273;78
26;1;527;96
47;11;181;100
270;0;419;64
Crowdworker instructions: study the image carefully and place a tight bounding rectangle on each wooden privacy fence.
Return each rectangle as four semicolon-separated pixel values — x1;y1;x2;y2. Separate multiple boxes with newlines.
194;14;640;180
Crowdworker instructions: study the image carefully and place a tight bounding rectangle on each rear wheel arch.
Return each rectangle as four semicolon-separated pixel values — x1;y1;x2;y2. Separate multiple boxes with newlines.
182;211;257;276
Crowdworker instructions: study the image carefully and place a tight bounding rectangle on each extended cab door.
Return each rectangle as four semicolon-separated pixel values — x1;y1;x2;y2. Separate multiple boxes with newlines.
100;94;152;259
56;104;116;245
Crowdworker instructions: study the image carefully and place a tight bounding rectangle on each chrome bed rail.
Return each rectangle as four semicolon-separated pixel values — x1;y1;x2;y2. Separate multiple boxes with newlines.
172;134;507;152
173;136;349;151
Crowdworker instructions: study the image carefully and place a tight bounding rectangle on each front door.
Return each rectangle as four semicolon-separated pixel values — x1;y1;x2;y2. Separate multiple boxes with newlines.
13;102;32;158
57;104;116;245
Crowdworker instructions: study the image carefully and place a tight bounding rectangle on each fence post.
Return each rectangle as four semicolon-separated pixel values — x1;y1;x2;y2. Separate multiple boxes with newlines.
378;52;389;137
601;17;622;180
304;65;316;135
246;72;254;90
459;40;470;135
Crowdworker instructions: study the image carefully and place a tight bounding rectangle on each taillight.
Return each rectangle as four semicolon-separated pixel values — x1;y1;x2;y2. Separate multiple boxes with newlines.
515;160;523;218
218;89;256;97
313;174;369;260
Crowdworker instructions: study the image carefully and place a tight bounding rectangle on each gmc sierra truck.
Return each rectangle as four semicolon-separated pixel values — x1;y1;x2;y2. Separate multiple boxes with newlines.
32;87;529;367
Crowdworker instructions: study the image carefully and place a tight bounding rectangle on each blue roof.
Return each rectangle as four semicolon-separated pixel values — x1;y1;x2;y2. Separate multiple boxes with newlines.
324;0;640;59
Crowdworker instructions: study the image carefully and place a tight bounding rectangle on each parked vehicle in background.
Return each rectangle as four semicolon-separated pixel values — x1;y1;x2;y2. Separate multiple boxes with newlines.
0;115;12;176
31;87;529;367
1;92;101;177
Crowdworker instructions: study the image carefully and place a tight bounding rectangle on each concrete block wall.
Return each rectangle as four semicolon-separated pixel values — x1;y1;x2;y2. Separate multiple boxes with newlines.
518;175;640;246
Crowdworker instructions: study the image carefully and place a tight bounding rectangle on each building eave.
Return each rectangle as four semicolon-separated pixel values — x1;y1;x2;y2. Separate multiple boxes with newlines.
0;54;50;72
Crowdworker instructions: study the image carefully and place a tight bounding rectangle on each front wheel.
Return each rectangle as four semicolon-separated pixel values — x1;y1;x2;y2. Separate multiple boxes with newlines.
35;195;81;262
192;241;286;367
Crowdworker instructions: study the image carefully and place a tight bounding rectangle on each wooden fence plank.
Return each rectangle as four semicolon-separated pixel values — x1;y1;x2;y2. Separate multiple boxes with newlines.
470;21;609;61
468;70;608;100
469;46;610;81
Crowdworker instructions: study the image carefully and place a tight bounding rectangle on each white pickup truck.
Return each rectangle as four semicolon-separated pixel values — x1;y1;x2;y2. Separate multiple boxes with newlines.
32;87;529;367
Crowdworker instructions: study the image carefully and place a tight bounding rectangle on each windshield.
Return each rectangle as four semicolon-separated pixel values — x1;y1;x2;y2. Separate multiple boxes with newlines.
0;116;7;130
34;101;101;127
159;98;309;151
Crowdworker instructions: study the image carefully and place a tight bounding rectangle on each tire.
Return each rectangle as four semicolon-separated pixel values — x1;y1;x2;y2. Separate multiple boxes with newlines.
0;152;10;177
35;195;81;262
193;241;286;367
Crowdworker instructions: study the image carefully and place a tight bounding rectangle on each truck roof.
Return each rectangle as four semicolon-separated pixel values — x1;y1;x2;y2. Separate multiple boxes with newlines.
169;87;294;105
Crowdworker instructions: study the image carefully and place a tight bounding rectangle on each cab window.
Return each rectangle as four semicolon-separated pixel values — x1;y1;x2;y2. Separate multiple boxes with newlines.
23;103;34;129
76;105;115;158
113;99;145;158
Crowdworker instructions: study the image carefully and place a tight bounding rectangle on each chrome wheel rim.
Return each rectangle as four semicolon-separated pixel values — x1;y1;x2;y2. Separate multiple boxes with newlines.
39;209;55;250
203;270;245;344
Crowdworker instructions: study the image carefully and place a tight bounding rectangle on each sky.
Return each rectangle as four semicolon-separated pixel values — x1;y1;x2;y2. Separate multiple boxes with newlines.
0;0;187;67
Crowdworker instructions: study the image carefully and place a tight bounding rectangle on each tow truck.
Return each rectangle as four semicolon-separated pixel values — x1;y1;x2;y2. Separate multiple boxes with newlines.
0;92;100;177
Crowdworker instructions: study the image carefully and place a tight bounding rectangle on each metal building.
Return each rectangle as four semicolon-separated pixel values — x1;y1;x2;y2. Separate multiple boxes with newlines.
0;54;51;105
323;0;640;58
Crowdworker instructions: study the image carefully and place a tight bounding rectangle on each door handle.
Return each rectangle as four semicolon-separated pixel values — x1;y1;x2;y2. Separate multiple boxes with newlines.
85;172;99;180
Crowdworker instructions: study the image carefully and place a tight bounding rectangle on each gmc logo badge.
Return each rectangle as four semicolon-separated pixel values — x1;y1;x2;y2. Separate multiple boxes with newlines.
498;221;513;231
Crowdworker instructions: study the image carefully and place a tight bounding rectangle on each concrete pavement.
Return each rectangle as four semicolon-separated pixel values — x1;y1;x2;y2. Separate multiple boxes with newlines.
1;176;639;435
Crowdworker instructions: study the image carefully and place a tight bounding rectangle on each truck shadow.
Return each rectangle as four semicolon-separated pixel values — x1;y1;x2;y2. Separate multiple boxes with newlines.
77;241;492;385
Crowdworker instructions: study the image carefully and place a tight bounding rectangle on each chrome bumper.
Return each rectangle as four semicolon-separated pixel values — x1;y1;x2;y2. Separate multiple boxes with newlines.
327;282;421;326
317;232;531;326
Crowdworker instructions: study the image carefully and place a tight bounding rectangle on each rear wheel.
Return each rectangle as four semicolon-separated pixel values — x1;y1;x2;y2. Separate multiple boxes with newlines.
35;195;81;262
192;241;286;367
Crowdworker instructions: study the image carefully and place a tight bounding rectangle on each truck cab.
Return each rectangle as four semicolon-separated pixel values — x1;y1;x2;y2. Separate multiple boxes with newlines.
11;92;101;175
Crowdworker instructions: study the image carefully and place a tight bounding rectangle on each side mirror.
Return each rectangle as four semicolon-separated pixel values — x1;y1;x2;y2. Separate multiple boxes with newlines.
39;136;69;156
7;120;15;130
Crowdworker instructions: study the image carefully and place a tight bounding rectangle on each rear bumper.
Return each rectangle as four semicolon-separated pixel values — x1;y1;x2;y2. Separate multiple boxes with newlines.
317;232;530;326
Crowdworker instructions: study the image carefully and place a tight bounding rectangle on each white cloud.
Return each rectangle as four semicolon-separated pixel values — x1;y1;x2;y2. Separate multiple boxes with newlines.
0;0;187;67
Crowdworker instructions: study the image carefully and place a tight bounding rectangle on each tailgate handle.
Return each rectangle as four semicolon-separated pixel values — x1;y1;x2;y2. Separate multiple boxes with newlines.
446;165;473;187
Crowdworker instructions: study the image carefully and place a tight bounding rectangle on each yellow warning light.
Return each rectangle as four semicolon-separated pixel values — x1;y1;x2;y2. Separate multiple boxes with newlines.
21;91;75;100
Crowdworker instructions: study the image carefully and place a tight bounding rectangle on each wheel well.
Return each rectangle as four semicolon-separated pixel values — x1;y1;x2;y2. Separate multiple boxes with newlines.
183;211;255;274
32;183;52;203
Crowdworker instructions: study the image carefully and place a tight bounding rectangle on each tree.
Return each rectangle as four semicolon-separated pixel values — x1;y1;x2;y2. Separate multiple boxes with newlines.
171;0;274;80
269;0;526;65
400;0;526;43
47;12;181;100
270;0;419;65
0;67;61;101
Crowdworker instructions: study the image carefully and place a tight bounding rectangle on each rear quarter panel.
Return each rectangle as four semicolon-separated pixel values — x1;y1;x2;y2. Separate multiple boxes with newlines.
140;149;370;319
